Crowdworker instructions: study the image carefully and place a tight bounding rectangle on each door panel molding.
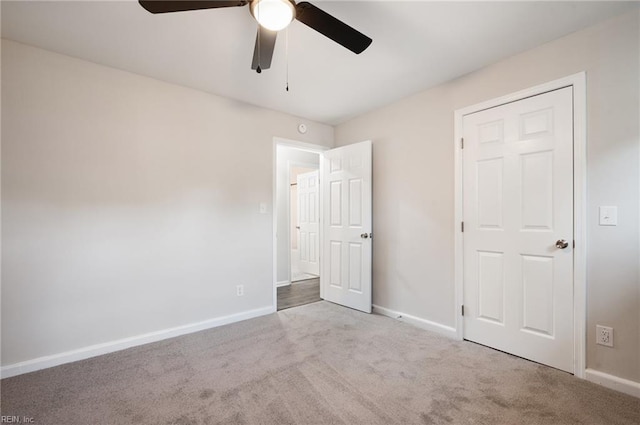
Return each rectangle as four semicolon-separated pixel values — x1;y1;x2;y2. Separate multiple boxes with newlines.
298;170;320;275
321;140;373;313
453;72;586;378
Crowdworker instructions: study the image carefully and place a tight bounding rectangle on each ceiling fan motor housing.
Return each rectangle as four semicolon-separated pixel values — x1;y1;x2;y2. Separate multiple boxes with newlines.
250;0;297;32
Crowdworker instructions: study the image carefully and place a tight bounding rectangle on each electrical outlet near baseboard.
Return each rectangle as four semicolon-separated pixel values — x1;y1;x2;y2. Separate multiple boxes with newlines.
236;285;244;296
596;325;613;347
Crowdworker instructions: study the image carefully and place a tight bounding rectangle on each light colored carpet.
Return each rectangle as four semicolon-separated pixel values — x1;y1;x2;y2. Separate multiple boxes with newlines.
1;301;639;424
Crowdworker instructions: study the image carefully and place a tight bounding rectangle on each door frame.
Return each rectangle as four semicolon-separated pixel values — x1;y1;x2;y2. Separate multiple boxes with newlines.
272;137;328;312
453;72;587;378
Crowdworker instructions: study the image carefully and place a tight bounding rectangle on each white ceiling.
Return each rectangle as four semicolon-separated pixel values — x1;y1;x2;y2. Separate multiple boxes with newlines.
2;1;638;125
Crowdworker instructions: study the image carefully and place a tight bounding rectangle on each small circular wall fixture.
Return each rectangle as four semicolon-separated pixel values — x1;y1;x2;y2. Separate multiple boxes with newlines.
298;123;307;134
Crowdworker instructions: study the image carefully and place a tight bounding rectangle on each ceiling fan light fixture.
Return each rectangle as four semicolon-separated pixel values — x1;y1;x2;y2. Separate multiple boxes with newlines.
250;0;295;32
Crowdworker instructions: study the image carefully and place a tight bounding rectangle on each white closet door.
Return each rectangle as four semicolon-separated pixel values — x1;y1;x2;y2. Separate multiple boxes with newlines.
463;87;574;373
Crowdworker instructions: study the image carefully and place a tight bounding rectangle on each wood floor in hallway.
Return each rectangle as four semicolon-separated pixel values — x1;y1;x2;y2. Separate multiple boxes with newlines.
277;278;321;311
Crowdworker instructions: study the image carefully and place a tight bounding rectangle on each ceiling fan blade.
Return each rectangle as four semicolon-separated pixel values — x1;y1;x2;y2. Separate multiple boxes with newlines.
295;1;372;54
251;26;277;72
139;1;248;14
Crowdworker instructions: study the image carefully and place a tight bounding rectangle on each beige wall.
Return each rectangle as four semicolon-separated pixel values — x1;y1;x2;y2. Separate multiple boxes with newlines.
336;10;640;383
1;40;333;366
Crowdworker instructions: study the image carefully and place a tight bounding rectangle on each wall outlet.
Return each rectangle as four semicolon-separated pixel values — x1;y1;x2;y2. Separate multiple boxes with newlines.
236;285;244;296
596;325;613;347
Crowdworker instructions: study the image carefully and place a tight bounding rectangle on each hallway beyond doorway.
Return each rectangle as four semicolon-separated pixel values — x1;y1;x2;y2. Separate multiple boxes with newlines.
277;278;321;311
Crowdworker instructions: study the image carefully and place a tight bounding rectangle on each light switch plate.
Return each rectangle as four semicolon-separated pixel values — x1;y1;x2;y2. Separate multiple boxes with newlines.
599;206;617;226
259;202;268;214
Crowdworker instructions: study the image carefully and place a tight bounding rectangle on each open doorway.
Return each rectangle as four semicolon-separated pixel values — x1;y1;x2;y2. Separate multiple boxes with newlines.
274;139;373;313
275;144;322;311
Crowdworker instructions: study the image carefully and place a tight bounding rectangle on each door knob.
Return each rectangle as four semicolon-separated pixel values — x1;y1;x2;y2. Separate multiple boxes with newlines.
555;239;569;249
360;233;369;239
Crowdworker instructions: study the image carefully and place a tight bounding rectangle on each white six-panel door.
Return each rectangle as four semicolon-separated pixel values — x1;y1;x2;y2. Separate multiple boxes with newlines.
321;141;372;313
463;87;574;373
297;170;320;276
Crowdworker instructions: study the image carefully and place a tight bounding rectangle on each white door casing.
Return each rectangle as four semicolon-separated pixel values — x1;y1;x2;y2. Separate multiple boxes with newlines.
321;141;372;313
297;170;320;276
462;87;574;373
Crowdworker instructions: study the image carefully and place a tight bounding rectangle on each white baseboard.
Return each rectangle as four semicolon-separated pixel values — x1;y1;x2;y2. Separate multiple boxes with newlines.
585;368;640;398
277;280;291;287
1;305;273;379
372;304;457;339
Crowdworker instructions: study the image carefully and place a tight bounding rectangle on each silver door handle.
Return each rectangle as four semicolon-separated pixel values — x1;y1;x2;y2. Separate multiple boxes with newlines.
296;226;300;229
555;239;569;249
361;233;369;239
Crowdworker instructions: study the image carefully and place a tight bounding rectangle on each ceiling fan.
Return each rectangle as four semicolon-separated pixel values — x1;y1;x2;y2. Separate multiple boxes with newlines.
139;0;372;73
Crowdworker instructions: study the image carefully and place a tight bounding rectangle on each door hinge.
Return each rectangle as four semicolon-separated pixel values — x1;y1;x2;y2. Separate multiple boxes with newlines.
461;222;464;232
461;305;465;316
573;240;575;249
460;138;464;149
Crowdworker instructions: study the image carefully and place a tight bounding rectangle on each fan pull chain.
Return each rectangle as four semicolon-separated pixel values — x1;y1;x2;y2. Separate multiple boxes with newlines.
256;7;262;73
285;27;289;91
